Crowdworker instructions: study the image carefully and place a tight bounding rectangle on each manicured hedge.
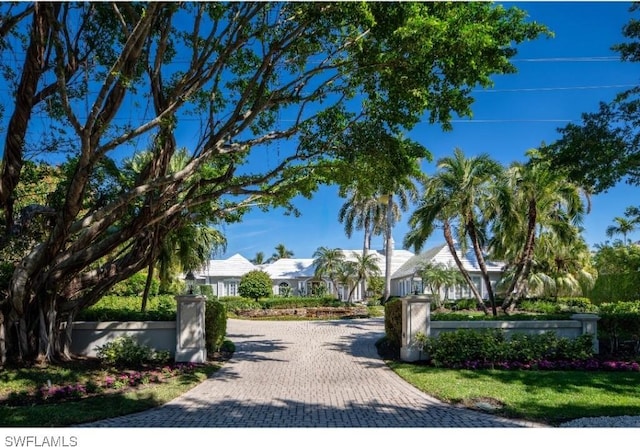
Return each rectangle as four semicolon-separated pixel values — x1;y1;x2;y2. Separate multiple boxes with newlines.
221;296;346;315
517;296;597;314
598;301;640;356
384;299;403;349
426;329;594;369
76;294;176;321
205;299;227;352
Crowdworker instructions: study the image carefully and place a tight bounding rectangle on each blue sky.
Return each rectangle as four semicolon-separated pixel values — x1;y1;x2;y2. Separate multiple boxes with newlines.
213;1;640;261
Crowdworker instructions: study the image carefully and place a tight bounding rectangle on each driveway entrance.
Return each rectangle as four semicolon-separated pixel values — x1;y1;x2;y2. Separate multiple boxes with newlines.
81;318;544;427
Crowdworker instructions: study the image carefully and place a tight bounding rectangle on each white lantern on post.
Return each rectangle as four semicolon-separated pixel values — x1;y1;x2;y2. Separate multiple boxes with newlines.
412;272;423;295
185;270;195;295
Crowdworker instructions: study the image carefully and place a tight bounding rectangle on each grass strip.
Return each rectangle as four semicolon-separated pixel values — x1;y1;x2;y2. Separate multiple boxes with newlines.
388;361;640;426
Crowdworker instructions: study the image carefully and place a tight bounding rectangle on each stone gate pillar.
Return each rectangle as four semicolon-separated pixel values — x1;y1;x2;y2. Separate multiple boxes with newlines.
400;294;432;362
174;294;207;363
571;313;601;354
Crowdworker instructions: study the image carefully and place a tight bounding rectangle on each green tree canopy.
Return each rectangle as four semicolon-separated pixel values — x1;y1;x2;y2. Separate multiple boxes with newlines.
0;2;549;364
238;270;273;301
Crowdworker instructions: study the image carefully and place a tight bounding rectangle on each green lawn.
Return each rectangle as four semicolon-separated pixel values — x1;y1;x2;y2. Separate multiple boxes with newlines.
388;361;640;426
0;360;221;427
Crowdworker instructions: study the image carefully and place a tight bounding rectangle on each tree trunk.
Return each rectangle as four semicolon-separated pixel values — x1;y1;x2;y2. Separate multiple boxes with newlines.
442;221;488;315
141;262;155;312
361;214;371;301
0;4;57;233
466;220;497;316
502;199;537;312
383;194;393;302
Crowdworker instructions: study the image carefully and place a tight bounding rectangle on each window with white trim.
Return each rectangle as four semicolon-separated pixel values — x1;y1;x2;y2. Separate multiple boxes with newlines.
226;281;238;296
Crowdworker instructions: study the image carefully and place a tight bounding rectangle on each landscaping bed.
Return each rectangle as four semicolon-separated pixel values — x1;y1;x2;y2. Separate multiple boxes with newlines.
234;306;370;319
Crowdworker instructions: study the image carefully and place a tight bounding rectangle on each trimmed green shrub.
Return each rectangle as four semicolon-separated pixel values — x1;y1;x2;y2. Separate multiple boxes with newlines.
199;284;214;299
444;298;477;311
220;297;263;315
262;296;344;309
431;312;572;321
556;296;597;313
426;329;594;368
95;335;169;367
220;296;347;314
590;273;640;304
238;270;273;301
598;301;640;356
517;296;596;314
76;294;176;321
110;272;159;296
205;299;227;352
384;298;403;349
429;329;507;366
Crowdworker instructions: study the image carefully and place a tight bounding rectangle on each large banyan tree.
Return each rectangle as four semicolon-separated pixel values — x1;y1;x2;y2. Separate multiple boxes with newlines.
0;2;548;364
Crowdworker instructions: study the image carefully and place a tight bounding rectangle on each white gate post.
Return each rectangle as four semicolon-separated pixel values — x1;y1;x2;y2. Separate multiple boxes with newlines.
400;294;432;362
571;313;601;354
174;294;207;363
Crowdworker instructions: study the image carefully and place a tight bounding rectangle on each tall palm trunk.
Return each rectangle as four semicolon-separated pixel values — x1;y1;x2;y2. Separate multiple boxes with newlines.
443;221;489;315
360;213;372;301
502;199;537;312
383;194;394;302
466;218;497;316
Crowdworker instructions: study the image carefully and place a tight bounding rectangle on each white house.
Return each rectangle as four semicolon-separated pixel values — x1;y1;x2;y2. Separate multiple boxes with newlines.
260;258;319;297
392;243;505;301
197;253;256;297
192;245;504;302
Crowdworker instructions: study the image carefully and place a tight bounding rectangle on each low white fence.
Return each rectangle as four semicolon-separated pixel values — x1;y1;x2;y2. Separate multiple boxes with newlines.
400;295;600;362
70;294;207;362
70;321;177;357
430;317;592;340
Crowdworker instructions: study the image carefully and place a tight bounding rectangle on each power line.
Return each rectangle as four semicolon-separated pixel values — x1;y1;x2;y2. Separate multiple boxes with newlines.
475;84;639;93
512;56;621;62
448;119;574;123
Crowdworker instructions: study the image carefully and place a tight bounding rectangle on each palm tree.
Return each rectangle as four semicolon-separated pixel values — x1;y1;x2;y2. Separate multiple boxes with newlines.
379;175;424;302
155;223;226;296
268;243;294;263
406;148;502;315
491;150;589;310
251;251;266;265
335;260;358;302
419;262;463;309
312;247;346;298
524;230;597;298
606;216;637;245
348;252;382;302
338;191;386;298
122;148;226;311
405;196;489;314
338;191;386;256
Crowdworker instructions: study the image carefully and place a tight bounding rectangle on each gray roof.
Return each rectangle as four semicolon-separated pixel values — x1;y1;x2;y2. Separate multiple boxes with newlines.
197;254;257;278
260;258;316;279
392;243;505;279
195;248;416;280
391;244;447;279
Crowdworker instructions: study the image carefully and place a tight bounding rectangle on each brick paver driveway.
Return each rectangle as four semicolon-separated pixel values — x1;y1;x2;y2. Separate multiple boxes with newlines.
81;318;545;427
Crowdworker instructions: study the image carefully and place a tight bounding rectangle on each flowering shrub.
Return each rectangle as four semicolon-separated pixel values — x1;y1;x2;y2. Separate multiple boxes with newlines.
3;362;199;406
102;363;197;390
37;383;88;401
